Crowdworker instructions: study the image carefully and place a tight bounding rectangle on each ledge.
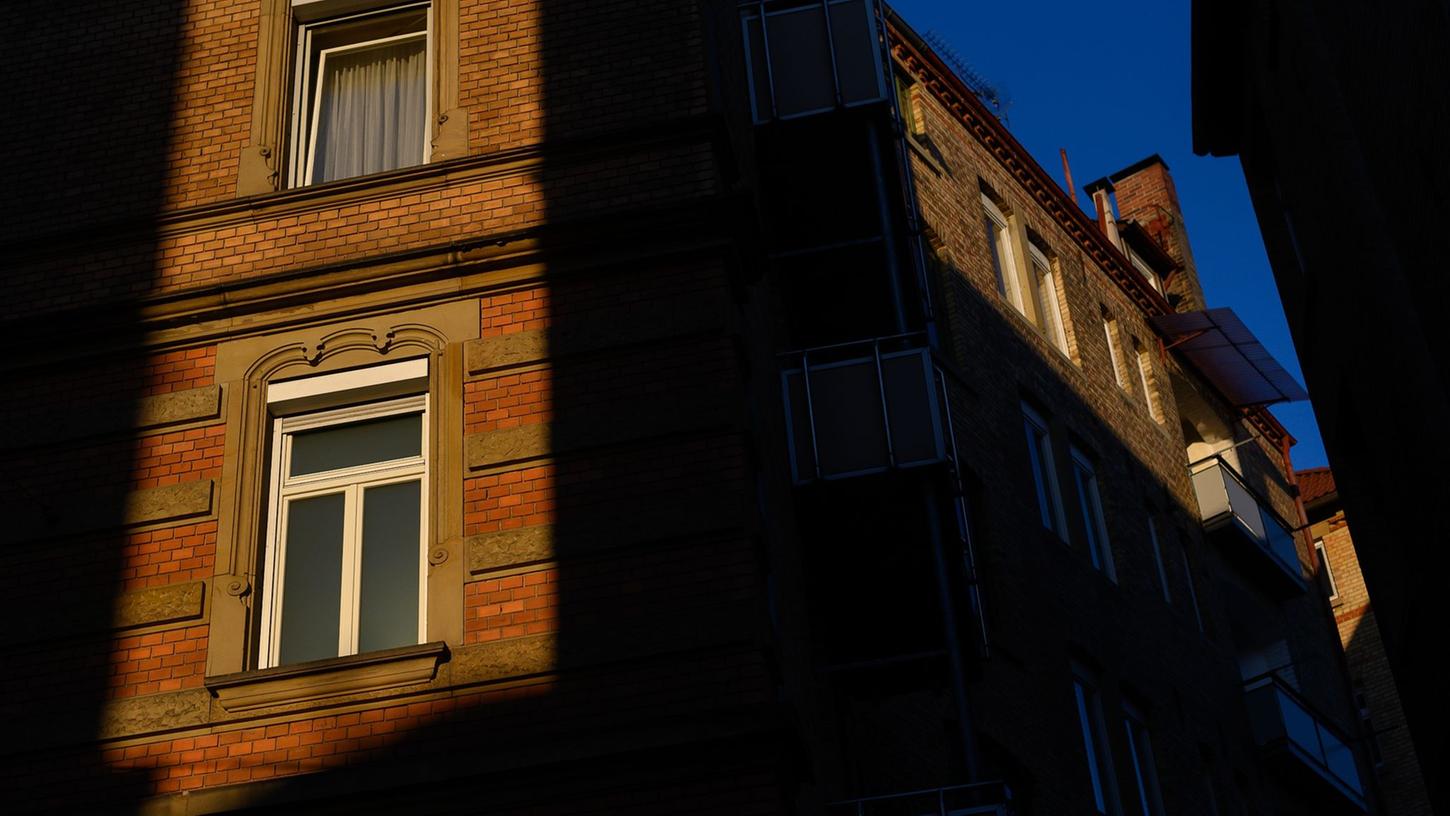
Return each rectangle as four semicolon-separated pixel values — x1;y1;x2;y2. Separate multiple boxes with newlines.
206;641;448;713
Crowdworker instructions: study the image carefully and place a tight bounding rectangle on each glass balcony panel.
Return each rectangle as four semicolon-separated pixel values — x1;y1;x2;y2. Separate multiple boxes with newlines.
1191;466;1230;519
765;6;837;117
882;351;941;465
741;0;886;121
1263;514;1301;575
827;0;882;105
1277;688;1322;757
782;341;945;483
1322;728;1362;791
1222;469;1267;543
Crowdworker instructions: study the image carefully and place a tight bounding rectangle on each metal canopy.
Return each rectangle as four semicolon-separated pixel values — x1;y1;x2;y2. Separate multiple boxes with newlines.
1151;308;1309;407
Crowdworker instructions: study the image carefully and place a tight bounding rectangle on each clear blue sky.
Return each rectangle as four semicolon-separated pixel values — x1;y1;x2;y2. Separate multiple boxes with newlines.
889;0;1327;469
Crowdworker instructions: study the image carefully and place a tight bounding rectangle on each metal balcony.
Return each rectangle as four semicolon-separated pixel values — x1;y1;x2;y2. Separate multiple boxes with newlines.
1243;673;1367;813
828;782;1013;816
740;0;888;122
781;334;947;484
1190;455;1307;596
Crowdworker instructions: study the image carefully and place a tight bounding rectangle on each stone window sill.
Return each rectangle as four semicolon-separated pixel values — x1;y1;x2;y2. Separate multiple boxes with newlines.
205;641;448;713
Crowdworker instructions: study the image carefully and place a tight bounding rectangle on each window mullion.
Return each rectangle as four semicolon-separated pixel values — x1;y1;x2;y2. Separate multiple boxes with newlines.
339;483;363;657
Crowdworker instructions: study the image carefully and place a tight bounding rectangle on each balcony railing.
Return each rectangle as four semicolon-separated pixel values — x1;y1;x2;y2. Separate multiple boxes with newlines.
1243;673;1367;812
827;781;1013;816
781;333;947;484
1189;454;1306;594
740;0;888;122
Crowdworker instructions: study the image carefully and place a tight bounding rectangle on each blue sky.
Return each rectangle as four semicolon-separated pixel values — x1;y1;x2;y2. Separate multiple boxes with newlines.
889;0;1327;468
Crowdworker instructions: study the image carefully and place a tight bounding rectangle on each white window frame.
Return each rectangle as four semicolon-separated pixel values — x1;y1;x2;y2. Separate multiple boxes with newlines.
1134;340;1161;421
259;363;430;669
1103;314;1127;390
1074;675;1120;815
288;0;434;188
1023;403;1067;539
1314;538;1339;601
1147;516;1172;604
1127;250;1164;295
1029;243;1069;354
1123;704;1165;816
1071;446;1116;581
983;195;1024;313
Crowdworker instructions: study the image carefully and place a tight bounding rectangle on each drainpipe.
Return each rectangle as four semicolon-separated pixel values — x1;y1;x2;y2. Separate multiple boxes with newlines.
866;121;908;334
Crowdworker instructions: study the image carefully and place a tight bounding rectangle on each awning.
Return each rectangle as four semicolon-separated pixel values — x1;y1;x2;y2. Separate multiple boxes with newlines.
1150;308;1308;406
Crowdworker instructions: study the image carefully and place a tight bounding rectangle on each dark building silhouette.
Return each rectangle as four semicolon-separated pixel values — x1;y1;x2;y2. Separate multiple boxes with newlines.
1192;2;1448;811
0;1;1374;813
1302;467;1432;816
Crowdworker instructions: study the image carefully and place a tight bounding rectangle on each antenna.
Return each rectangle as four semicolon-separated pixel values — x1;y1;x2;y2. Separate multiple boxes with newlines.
922;30;1010;123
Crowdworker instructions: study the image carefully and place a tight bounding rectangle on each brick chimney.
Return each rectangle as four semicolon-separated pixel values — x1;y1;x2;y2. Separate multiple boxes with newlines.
1110;155;1208;312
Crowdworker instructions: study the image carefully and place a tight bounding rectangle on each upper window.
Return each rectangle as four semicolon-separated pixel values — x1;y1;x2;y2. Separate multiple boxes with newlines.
1127;249;1164;295
1028;242;1070;354
1023;403;1067;539
1146;516;1172;605
1123;704;1165;816
260;359;430;668
1074;675;1121;815
289;1;432;187
1133;339;1162;421
983;195;1022;311
1314;538;1339;600
1071;446;1116;580
1102;310;1128;391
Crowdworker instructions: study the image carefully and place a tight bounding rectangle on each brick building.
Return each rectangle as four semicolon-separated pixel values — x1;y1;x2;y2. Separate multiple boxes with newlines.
1301;468;1432;816
0;1;1373;814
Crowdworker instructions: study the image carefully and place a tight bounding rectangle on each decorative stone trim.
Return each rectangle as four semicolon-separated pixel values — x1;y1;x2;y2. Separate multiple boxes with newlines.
10;479;214;542
113;581;207;631
464;289;724;375
464;400;733;472
98;690;211;741
1;385;221;452
124;480;215;527
206;641;448;713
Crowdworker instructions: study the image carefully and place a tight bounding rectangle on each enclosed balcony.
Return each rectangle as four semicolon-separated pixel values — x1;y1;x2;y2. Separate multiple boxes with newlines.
740;0;888;122
1243;673;1368;813
781;334;947;484
827;782;1013;816
1190;454;1307;596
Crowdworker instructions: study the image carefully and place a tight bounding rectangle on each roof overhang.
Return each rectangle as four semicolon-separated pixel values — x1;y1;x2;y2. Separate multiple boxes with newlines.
1151;308;1308;407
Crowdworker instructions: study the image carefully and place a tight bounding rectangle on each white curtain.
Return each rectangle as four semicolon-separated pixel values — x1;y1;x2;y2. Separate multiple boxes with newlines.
312;38;426;184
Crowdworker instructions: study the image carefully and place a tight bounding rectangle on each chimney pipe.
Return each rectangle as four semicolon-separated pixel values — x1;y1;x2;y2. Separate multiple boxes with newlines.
1091;186;1121;249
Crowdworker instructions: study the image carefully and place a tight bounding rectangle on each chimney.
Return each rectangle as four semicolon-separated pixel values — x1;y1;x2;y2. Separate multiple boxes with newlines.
1110;155;1207;312
1085;177;1122;248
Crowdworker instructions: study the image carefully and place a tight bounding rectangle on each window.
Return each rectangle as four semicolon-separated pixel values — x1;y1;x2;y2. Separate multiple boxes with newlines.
1023;403;1067;539
289;1;432;187
1353;684;1383;767
1127;249;1164;295
1029;242;1070;354
983;195;1022;311
1315;538;1339;600
1147;516;1172;604
260;359;429;668
1071;446;1115;580
893;69;920;135
1133;339;1162;421
1180;531;1205;632
1103;311;1127;390
1074;675;1121;815
1124;704;1165;816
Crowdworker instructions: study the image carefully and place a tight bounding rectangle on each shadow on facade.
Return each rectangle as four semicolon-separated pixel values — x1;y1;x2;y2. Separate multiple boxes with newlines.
0;1;1363;812
0;0;188;807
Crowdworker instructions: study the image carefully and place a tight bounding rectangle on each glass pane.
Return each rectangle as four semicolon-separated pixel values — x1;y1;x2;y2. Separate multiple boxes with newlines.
828;0;883;105
290;412;421;476
357;480;422;653
278;492;346;666
312;36;427;183
766;5;836;116
1075;682;1108;813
